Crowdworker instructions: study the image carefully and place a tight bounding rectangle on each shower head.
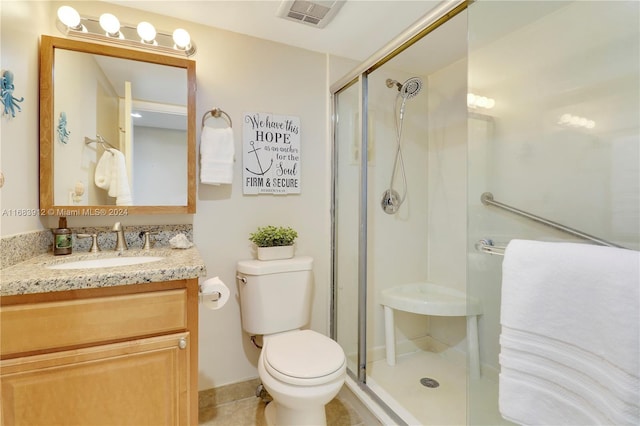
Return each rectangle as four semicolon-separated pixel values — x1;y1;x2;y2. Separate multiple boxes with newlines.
399;77;422;99
386;77;423;99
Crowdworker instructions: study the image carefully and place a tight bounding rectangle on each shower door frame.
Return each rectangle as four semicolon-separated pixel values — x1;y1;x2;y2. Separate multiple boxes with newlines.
329;0;468;423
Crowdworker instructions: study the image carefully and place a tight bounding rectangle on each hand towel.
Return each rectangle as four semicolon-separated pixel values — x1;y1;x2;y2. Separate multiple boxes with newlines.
94;151;112;189
499;239;639;425
109;149;132;206
93;149;132;206
200;126;234;185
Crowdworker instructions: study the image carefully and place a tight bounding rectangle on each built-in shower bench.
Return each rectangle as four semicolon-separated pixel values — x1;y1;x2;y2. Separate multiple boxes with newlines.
380;282;482;379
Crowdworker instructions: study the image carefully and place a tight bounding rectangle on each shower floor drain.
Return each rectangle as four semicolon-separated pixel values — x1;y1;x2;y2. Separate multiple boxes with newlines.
420;377;440;388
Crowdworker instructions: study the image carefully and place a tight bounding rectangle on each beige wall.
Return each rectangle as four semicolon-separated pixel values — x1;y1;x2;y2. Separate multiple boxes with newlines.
0;1;50;235
0;0;355;390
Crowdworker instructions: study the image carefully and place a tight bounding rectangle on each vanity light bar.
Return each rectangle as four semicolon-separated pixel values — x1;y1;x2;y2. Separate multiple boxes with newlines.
56;6;196;57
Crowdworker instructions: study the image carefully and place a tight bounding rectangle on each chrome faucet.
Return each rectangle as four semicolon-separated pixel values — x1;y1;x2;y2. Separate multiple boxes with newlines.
112;222;128;251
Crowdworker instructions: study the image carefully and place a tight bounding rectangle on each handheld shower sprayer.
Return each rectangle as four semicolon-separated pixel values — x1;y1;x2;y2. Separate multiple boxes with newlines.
381;76;423;214
387;77;423;119
386;77;423;99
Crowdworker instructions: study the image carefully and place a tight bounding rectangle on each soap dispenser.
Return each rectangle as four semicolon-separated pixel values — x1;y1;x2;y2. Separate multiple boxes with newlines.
53;217;72;255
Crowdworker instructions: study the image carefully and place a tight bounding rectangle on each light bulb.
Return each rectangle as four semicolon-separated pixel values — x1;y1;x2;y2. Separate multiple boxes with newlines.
137;21;156;43
57;6;81;29
467;93;476;107
99;13;120;37
172;28;191;49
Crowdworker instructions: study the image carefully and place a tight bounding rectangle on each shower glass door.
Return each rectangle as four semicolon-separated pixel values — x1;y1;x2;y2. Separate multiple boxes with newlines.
333;5;471;424
362;62;432;425
467;1;640;424
333;80;362;378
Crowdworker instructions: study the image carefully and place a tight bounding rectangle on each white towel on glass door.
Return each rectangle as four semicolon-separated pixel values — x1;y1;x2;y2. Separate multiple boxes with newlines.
499;239;639;425
200;126;234;185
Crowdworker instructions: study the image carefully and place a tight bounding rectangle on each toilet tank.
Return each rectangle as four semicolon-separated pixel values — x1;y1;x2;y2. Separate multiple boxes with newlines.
237;256;313;335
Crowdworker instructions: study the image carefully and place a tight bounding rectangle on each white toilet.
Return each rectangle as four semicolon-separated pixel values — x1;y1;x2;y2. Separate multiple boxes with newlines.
237;256;346;426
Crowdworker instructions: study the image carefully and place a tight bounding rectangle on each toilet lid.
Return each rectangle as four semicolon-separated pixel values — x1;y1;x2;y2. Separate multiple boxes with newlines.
264;330;345;379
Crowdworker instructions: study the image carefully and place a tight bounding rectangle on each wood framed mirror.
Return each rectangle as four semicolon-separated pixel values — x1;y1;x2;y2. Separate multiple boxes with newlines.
40;35;196;215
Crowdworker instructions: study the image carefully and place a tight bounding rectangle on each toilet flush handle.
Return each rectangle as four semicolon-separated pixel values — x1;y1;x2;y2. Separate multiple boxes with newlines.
236;275;247;284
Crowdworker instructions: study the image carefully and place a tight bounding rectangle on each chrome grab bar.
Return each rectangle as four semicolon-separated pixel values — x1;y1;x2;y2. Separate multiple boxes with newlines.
480;192;624;249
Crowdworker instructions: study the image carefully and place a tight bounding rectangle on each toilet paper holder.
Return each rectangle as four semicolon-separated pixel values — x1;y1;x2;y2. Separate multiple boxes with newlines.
198;277;230;310
198;289;221;302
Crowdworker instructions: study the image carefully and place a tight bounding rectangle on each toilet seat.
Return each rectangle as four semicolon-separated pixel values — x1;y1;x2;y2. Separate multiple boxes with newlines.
263;330;346;387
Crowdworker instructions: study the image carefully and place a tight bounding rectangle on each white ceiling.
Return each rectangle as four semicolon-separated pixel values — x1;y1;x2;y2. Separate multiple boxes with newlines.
98;0;468;129
95;1;456;131
106;0;444;62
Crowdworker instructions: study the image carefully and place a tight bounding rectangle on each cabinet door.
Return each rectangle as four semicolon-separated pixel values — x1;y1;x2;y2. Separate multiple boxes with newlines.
1;289;187;357
1;332;190;426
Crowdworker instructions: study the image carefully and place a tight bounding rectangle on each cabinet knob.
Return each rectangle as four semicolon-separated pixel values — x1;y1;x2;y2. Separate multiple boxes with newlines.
178;337;187;349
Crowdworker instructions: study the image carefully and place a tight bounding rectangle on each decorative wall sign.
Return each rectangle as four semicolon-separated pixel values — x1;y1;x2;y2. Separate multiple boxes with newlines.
1;70;24;118
57;112;71;144
242;112;301;194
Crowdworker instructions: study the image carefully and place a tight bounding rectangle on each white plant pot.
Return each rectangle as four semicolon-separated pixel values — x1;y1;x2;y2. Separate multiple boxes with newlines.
257;245;295;261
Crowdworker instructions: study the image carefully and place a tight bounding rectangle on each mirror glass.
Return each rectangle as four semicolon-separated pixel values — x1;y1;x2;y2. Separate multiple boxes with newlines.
40;35;196;215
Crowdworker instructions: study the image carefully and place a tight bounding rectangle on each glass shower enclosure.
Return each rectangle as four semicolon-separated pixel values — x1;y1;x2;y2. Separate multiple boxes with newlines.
331;1;639;424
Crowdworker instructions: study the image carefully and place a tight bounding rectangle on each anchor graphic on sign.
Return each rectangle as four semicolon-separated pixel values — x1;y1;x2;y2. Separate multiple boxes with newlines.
245;140;273;175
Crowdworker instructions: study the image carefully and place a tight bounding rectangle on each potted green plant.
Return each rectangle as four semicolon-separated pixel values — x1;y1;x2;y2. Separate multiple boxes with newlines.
249;225;298;260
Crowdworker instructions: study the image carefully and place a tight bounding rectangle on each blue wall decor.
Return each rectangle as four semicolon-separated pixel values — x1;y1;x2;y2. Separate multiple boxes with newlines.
1;70;24;118
57;112;71;144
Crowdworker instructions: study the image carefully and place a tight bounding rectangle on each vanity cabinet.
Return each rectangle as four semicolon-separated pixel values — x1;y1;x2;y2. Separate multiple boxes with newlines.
0;279;199;425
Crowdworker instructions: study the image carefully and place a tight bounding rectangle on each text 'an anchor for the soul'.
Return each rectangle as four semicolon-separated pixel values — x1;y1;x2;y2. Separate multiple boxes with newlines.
242;112;301;195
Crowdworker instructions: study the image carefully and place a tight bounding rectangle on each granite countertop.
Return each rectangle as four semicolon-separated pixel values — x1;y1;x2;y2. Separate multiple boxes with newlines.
1;246;207;296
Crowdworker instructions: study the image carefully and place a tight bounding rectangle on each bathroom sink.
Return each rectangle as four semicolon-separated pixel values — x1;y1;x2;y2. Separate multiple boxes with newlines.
47;256;165;270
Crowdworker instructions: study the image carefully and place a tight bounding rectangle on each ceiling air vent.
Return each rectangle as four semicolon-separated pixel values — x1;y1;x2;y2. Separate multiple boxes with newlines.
276;0;345;28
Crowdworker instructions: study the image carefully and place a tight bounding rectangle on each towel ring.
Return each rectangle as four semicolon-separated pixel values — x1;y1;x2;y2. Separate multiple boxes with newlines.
202;108;232;128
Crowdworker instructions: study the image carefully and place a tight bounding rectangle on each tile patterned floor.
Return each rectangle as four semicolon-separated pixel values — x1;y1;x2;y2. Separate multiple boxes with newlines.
199;379;368;426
